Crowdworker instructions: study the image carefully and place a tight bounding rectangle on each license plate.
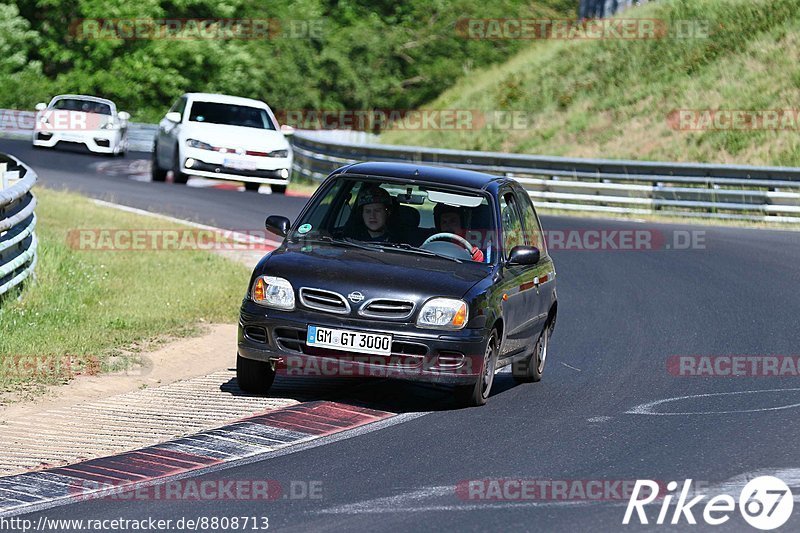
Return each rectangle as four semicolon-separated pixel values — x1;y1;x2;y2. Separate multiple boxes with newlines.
224;157;257;171
306;326;392;355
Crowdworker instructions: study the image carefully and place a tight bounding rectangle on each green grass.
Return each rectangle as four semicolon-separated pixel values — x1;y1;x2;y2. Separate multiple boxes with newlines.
0;188;251;391
381;0;800;167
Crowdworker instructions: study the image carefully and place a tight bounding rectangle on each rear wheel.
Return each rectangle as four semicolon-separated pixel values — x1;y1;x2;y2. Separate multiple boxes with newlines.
236;353;276;394
151;145;167;182
454;330;498;407
512;324;550;383
271;185;287;195
172;150;189;184
244;182;261;192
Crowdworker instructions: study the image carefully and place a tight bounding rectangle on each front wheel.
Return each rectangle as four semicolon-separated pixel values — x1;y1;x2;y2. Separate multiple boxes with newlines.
454;330;498;407
151;145;167;182
512;324;550;383
172;150;189;184
236;353;276;394
244;182;261;192
271;185;287;195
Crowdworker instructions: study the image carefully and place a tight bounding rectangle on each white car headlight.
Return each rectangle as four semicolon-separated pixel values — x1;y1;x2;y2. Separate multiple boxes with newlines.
416;298;468;330
101;120;120;130
252;275;295;310
186;138;215;150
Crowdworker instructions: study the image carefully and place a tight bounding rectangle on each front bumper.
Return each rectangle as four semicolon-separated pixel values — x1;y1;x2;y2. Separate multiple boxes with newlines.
32;130;123;153
238;301;489;385
182;147;292;185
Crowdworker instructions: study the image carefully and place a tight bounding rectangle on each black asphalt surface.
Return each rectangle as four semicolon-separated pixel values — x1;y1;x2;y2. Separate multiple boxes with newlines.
4;138;800;532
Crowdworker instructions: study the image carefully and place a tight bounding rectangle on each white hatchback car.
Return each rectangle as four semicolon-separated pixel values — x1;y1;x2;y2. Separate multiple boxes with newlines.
152;93;294;193
32;95;130;155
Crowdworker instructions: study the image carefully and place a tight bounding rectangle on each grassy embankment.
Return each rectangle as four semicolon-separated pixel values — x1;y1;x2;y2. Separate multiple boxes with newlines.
382;0;800;167
0;188;251;396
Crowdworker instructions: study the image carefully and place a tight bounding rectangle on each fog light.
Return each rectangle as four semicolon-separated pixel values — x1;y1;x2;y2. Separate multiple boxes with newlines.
279;168;289;179
185;158;195;168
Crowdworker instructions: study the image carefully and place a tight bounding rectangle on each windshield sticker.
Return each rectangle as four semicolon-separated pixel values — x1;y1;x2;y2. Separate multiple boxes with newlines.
298;223;312;234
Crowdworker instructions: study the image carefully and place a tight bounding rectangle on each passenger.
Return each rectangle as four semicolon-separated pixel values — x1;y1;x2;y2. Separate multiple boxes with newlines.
433;204;485;262
355;186;394;242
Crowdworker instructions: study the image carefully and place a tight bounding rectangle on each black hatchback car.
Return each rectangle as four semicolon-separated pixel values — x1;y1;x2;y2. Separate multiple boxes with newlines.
237;162;557;406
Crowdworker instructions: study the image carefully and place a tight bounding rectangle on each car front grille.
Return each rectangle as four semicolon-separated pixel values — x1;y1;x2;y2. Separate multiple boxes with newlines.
299;287;350;314
359;299;415;320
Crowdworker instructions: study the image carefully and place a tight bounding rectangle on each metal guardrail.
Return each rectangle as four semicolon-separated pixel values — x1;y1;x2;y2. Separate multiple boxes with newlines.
0;154;37;300
289;133;800;223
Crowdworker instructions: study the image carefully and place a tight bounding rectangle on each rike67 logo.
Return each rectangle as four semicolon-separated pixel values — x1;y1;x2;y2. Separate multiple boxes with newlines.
624;476;793;530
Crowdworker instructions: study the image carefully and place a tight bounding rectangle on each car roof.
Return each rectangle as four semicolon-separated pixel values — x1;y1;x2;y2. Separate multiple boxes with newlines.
184;93;270;108
334;162;504;190
50;94;115;107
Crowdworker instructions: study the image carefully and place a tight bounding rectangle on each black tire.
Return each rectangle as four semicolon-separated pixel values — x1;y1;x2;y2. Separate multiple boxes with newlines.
236;353;276;394
172;149;189;184
244;182;261;192
512;323;550;383
454;330;498;407
271;185;287;195
151;145;167;182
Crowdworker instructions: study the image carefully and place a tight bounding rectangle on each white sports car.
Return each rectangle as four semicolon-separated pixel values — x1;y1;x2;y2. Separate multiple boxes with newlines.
152;93;294;193
32;95;130;155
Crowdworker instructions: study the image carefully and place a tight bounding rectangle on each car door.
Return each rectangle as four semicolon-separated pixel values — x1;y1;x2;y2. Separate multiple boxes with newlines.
157;96;186;167
497;188;535;358
514;185;554;342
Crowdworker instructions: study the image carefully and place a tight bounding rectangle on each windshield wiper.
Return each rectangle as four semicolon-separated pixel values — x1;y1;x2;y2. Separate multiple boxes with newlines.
371;242;464;263
306;235;384;252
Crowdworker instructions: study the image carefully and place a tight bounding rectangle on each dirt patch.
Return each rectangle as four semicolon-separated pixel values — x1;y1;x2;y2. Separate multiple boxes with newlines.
0;323;238;423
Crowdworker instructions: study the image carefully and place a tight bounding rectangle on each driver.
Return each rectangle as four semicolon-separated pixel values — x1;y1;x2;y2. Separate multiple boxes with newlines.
433;203;484;262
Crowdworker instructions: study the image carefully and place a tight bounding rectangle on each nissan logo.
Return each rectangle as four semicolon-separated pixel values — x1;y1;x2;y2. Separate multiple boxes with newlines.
348;291;364;303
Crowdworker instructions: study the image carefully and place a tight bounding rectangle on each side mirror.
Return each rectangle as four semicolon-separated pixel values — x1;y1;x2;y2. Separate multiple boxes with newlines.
280;124;295;136
265;215;290;238
507;246;540;266
165;111;182;123
35;103;47;112
118;111;130;121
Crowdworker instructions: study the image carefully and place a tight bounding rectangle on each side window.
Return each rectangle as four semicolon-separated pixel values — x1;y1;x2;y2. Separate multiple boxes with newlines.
515;188;547;256
499;192;523;260
170;97;187;116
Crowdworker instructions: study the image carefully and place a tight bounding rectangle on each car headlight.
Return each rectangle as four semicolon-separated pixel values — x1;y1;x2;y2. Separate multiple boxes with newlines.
268;149;288;158
252;275;295;310
416;298;468;330
101;121;120;130
186;138;214;150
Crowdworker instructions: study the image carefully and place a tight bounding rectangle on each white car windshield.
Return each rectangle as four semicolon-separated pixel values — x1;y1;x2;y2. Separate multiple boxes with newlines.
52;99;112;115
188;102;276;130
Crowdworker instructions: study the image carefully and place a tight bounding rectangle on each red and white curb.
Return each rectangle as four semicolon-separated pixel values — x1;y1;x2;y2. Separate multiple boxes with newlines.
0;401;394;516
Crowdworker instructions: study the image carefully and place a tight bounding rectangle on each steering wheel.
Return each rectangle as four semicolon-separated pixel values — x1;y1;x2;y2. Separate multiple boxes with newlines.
422;232;473;255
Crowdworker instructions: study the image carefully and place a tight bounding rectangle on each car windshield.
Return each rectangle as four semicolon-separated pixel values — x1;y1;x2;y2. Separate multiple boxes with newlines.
51;98;112;115
290;177;497;263
188;101;276;130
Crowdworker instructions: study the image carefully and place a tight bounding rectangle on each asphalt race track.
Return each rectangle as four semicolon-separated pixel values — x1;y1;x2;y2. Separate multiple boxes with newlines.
3;138;800;531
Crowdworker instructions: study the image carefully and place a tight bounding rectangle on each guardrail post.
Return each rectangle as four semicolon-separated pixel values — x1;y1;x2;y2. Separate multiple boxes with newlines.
0;163;6;190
